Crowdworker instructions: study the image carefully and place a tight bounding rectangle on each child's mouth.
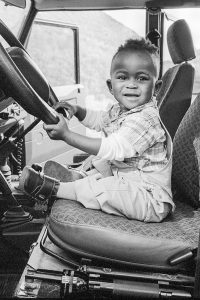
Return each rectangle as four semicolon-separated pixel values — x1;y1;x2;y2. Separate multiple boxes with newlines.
123;93;139;97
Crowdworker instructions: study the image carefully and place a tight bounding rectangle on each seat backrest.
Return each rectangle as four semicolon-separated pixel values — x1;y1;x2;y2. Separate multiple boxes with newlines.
157;19;195;140
172;93;200;208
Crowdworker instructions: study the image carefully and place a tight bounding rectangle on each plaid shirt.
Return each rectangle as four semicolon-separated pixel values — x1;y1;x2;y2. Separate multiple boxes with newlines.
82;99;169;172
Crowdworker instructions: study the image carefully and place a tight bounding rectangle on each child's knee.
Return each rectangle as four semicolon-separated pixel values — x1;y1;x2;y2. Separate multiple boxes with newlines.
145;202;171;223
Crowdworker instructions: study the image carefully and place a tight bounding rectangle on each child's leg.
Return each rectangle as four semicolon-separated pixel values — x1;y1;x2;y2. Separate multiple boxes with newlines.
18;166;102;208
72;174;172;222
56;169;101;200
57;173;102;210
18;166;170;222
57;181;77;200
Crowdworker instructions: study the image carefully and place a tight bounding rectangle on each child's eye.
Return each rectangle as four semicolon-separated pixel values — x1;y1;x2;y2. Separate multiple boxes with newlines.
117;74;127;80
137;75;148;81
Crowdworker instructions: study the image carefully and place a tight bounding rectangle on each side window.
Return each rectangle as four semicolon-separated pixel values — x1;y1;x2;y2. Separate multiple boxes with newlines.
26;19;79;88
27;10;145;110
162;15;173;74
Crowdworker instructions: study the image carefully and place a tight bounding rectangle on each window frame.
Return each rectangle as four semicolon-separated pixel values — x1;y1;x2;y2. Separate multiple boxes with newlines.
27;18;80;86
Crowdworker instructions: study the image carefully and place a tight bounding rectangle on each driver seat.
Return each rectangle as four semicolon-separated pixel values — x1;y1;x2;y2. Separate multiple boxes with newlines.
45;92;200;274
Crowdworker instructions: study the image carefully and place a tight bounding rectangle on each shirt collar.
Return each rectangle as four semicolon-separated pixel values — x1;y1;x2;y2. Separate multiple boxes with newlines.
112;97;158;118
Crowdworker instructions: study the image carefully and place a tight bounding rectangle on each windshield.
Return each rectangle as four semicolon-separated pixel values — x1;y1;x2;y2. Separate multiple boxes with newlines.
0;0;30;43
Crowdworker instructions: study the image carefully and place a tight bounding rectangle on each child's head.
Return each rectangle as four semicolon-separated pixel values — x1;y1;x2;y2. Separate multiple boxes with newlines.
107;38;162;111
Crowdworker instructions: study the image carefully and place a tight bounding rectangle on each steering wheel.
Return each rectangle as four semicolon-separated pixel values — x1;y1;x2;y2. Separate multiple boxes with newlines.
0;19;59;125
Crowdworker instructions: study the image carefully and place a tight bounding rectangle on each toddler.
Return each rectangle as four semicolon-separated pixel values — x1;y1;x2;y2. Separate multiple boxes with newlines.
19;38;175;222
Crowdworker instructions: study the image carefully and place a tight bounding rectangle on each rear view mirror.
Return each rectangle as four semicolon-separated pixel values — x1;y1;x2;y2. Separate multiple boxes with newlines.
1;0;26;8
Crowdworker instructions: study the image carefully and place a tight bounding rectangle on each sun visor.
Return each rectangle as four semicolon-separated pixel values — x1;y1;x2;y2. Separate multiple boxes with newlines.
7;47;50;103
34;0;147;10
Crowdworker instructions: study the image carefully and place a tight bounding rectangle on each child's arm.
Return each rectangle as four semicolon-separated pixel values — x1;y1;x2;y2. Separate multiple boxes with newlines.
54;101;109;132
43;114;101;155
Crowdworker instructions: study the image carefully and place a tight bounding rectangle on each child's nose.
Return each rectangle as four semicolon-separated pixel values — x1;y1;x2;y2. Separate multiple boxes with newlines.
127;79;137;88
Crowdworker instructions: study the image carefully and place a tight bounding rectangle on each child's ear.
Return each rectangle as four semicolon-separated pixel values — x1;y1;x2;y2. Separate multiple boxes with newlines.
154;80;162;97
106;79;113;94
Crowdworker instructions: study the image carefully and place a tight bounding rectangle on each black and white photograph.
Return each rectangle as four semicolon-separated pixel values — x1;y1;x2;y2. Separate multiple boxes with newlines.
0;0;200;299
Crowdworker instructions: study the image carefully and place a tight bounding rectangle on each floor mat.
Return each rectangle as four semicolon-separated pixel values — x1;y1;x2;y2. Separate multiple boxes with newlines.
0;236;28;273
0;273;20;298
0;239;27;298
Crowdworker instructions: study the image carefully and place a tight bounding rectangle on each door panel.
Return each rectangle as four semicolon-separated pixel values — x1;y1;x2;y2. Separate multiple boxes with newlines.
24;18;85;166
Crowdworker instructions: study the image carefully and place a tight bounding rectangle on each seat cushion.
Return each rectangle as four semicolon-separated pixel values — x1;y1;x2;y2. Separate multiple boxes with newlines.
48;199;200;272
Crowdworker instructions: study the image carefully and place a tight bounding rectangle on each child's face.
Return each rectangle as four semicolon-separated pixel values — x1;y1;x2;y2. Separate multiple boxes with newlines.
107;50;161;111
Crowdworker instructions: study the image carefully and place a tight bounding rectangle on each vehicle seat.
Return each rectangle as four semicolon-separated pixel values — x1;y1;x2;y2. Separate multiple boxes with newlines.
45;20;199;273
46;91;200;273
157;19;195;140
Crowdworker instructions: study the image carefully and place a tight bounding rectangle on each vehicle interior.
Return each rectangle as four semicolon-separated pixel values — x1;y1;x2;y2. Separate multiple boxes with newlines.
1;0;200;299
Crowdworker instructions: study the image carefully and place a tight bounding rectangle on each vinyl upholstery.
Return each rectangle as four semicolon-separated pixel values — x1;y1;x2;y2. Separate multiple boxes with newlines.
49;198;199;271
172;94;200;208
157;19;195;139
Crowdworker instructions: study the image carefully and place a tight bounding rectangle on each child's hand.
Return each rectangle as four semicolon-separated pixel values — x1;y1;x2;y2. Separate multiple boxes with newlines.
53;101;77;120
43;114;70;141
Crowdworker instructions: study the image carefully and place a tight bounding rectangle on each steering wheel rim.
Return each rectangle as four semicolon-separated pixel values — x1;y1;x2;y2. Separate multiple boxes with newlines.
0;42;59;124
0;19;25;49
0;20;59;125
